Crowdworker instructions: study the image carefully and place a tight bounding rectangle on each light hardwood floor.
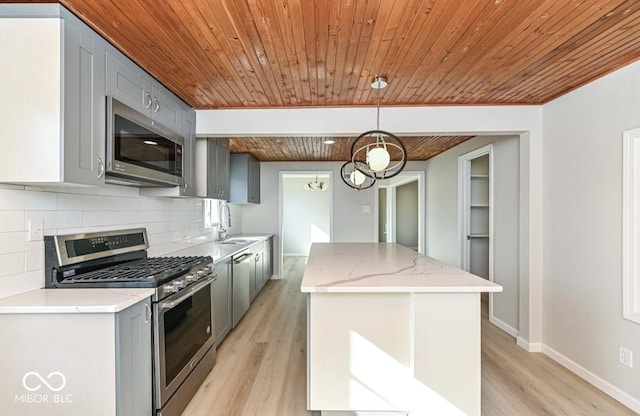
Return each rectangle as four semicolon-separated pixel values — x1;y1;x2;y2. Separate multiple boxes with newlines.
182;256;637;416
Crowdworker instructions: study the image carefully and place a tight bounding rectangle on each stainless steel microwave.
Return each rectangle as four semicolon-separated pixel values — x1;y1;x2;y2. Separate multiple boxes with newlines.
106;97;184;187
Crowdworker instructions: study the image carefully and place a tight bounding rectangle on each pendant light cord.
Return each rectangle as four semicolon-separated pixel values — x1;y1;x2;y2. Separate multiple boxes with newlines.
376;79;381;131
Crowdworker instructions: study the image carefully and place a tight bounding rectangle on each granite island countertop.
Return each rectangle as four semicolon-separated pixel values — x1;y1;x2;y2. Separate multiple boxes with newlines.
301;242;502;293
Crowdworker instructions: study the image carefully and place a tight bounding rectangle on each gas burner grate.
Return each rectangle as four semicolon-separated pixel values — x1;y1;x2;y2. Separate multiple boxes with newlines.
65;256;205;283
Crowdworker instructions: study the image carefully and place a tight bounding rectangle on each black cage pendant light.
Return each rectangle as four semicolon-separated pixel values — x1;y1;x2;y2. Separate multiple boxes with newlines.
340;160;376;190
350;76;407;181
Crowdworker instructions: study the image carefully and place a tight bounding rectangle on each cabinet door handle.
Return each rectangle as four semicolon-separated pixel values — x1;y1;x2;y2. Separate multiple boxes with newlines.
144;91;152;109
183;182;189;192
144;303;151;324
96;158;105;179
153;97;160;113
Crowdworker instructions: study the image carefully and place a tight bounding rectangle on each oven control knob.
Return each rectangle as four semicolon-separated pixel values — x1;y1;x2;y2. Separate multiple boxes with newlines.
196;269;207;278
185;273;196;283
170;281;183;292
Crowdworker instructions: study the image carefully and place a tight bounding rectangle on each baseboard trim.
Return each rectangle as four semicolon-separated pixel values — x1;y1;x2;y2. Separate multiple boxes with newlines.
516;337;542;352
542;345;640;414
488;315;518;338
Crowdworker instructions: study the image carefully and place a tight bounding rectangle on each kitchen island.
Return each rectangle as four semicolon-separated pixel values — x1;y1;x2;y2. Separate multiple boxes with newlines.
301;243;502;416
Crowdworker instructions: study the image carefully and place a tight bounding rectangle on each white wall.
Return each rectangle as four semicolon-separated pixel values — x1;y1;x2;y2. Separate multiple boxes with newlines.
242;161;376;277
0;183;225;300
425;135;520;334
282;175;331;256
542;61;640;409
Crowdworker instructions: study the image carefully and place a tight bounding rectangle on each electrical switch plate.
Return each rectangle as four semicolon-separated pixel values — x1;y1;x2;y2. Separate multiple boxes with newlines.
28;219;43;242
619;346;633;368
362;205;371;214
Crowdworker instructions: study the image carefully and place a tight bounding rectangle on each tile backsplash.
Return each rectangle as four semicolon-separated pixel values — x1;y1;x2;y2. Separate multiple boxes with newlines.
0;183;242;300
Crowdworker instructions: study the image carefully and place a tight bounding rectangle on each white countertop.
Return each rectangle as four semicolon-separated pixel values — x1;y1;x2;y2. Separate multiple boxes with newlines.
301;243;503;293
168;233;273;263
0;234;272;314
0;288;155;314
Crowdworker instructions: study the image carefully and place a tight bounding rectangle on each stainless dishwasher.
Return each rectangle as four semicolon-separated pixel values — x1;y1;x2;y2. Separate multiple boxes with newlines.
232;249;252;328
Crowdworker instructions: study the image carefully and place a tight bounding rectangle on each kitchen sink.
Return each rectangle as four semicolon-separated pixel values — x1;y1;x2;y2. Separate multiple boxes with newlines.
218;238;250;244
216;236;265;245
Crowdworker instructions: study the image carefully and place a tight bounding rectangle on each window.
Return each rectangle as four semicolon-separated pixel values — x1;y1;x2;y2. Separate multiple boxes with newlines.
203;199;221;230
623;128;640;324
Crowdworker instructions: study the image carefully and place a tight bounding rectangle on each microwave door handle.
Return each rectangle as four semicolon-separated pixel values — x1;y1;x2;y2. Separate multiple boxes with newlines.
158;276;215;312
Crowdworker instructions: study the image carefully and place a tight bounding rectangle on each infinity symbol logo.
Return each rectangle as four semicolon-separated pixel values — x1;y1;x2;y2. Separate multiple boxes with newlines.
22;372;66;392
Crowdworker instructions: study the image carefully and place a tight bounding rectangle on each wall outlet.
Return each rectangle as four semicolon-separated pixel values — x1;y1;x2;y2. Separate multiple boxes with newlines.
619;346;633;368
28;219;43;242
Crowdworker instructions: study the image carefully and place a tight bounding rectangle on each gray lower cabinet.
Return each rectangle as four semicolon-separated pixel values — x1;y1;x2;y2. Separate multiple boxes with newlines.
115;298;153;416
264;236;273;284
0;296;152;416
0;4;107;185
250;241;267;301
213;258;232;347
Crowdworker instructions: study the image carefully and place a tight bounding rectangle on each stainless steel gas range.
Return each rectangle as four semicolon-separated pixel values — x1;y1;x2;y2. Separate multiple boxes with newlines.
44;228;216;416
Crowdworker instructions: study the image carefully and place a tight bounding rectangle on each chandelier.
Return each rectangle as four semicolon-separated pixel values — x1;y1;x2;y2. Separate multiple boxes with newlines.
343;76;407;190
304;175;328;191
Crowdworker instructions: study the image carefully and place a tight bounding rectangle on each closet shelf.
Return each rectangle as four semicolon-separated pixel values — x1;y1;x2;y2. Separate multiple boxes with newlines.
468;234;489;239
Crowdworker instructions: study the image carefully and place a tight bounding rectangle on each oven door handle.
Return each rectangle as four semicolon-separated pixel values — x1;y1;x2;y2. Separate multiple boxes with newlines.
159;276;216;311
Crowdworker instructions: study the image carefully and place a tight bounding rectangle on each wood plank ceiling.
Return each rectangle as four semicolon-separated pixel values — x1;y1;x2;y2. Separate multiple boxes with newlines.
50;0;640;160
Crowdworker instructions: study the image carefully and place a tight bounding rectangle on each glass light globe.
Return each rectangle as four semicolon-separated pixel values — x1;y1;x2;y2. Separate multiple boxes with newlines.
350;170;366;186
367;147;390;171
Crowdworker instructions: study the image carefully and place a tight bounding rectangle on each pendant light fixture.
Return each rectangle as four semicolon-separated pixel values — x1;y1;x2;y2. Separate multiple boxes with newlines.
304;175;328;191
349;76;407;182
340;161;376;190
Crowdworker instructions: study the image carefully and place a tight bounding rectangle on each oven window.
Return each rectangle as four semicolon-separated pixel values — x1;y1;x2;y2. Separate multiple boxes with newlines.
163;287;212;386
114;115;179;174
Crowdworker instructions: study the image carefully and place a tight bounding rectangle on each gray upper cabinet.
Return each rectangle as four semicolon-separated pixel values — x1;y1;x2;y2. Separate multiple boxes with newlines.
216;139;231;200
106;50;182;134
0;5;107;186
230;153;261;204
195;138;230;200
151;85;183;134
0;3;194;190
105;50;151;117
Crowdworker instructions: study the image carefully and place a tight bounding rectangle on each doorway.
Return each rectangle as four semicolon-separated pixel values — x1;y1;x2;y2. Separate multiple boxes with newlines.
458;145;494;313
279;172;333;270
377;171;425;253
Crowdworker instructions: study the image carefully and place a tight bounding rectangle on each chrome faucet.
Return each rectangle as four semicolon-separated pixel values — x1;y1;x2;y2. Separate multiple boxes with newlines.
218;202;231;241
